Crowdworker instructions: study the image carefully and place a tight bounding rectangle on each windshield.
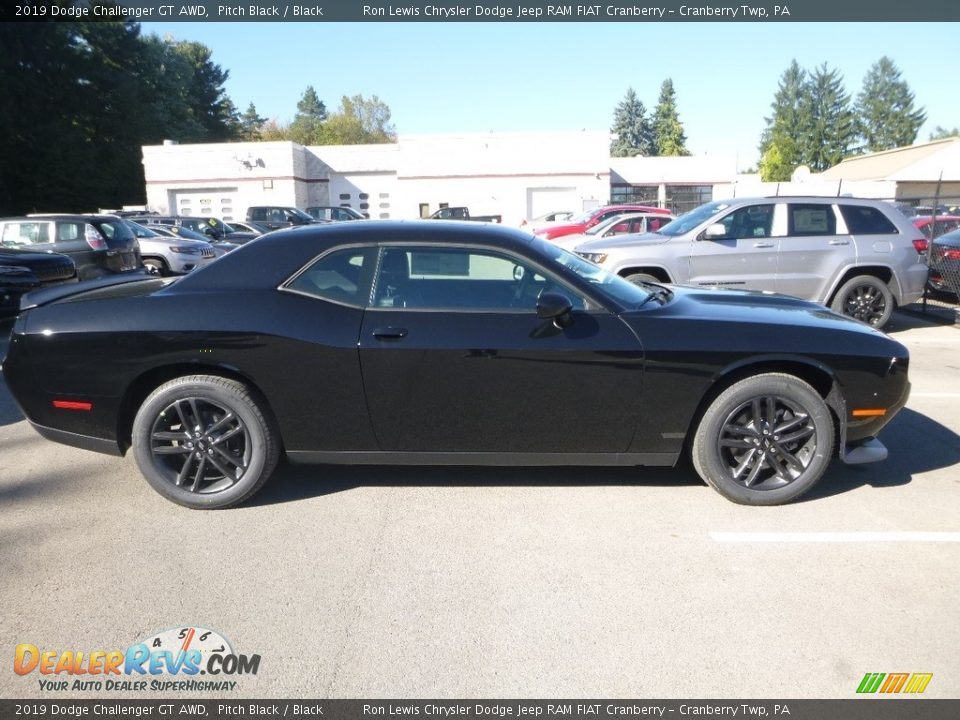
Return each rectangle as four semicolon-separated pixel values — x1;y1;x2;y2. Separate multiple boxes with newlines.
533;237;652;308
93;219;135;241
567;208;602;224
656;201;731;237
585;214;632;236
123;220;160;238
289;208;314;222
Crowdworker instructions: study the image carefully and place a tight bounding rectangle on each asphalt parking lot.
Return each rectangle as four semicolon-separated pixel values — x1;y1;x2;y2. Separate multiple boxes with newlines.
1;311;958;699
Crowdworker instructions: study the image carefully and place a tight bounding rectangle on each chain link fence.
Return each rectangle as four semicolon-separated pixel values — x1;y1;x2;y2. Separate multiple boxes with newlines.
895;194;960;318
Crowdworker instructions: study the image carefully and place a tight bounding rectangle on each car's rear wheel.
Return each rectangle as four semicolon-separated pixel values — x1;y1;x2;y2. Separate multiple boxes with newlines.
830;275;894;328
692;373;834;505
131;375;280;509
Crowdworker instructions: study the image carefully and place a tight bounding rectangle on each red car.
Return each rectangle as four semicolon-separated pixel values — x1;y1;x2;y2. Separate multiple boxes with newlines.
912;215;960;251
534;204;670;241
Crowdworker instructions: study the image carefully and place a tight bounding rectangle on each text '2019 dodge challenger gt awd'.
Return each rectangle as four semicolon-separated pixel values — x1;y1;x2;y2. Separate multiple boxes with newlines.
2;221;909;509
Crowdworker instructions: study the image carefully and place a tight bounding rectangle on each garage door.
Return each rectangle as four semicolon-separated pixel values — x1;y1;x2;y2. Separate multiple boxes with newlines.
526;187;579;221
171;188;239;221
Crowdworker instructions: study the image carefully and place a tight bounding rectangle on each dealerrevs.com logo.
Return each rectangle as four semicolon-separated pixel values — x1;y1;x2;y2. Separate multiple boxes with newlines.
14;626;260;692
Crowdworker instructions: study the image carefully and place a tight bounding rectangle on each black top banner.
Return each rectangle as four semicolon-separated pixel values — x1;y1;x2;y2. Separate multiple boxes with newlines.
4;0;960;21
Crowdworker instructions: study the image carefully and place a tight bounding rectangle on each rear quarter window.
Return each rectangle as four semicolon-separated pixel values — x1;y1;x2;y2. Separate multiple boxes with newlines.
788;204;836;236
839;205;898;235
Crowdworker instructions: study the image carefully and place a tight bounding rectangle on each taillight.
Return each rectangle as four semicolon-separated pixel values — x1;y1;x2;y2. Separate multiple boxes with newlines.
943;248;960;260
912;238;928;253
84;223;107;250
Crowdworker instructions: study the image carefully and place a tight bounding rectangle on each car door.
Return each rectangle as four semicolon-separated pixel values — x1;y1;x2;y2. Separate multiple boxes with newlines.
775;202;853;302
358;244;645;454
688;202;781;292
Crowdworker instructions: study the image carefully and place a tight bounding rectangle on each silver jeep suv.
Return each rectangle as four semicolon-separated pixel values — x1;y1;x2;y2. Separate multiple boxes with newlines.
574;196;928;328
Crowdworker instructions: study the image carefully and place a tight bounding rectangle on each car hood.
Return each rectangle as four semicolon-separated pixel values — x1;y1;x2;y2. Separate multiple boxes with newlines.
575;232;671;253
137;238;212;251
0;248;60;263
624;284;902;344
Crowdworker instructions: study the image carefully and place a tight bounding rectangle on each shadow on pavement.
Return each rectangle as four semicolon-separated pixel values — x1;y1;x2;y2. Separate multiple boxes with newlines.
805;407;960;501
247;460;702;508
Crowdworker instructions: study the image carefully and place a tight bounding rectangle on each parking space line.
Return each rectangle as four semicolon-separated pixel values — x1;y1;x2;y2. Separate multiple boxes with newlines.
709;531;960;543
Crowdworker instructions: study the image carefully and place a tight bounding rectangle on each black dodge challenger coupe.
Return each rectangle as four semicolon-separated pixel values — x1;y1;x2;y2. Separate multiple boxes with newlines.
2;221;910;509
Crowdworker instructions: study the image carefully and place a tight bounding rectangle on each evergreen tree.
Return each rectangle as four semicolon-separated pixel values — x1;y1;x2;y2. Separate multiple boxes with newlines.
289;86;328;145
239;102;267;140
805;63;857;171
652;79;689;156
856;56;925;152
758;60;810;181
610;88;654;157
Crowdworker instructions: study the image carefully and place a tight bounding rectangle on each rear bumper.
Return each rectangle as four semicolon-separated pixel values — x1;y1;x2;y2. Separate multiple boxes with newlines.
29;421;123;457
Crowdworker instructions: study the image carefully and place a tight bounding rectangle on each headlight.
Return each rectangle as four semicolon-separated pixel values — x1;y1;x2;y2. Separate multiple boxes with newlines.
169;246;201;255
577;252;608;265
0;265;32;275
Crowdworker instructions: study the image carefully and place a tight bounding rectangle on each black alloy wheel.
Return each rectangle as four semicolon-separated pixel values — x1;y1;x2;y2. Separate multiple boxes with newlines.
149;397;251;494
830;275;894;328
132;375;280;509
692;373;834;505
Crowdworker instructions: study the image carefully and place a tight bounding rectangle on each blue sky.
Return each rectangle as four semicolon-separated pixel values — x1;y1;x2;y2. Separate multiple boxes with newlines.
147;22;958;168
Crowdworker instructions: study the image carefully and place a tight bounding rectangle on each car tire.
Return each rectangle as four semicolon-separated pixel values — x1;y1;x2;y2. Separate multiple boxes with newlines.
691;373;834;506
142;257;168;276
830;275;894;328
623;272;661;285
131;375;280;509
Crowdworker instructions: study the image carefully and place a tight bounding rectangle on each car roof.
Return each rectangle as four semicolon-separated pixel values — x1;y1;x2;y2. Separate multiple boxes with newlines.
172;220;538;292
5;214;120;222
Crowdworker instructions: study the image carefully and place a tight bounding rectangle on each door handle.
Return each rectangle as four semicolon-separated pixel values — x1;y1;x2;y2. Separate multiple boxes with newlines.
372;327;408;340
753;242;774;248
829;240;850;245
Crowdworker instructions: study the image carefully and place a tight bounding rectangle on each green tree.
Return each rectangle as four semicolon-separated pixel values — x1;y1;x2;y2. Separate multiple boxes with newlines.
321;94;397;145
289;86;328;145
652;79;689;156
610;88;654;157
758;60;810;181
855;56;926;152
929;126;959;140
238;102;267;140
804;63;857;171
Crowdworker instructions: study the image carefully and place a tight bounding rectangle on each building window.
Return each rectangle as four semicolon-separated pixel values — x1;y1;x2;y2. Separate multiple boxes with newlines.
666;185;712;214
360;203;369;210
359;193;369;200
339;193;351;200
379;193;390;199
610;184;658;205
379;213;391;219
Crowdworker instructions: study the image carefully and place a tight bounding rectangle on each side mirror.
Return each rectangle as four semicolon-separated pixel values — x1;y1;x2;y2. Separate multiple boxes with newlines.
536;291;574;328
702;223;727;240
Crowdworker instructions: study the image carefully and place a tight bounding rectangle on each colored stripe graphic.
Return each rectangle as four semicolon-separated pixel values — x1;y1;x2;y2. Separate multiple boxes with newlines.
904;674;934;694
857;673;885;693
880;673;909;693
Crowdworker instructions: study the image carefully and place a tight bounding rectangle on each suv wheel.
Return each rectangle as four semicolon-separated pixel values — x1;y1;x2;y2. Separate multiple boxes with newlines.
830;275;894;328
623;272;660;285
142;257;168;276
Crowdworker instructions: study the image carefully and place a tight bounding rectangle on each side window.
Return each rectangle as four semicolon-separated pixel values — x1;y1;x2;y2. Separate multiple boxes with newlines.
720;205;774;239
283;247;375;306
787;204;837;236
1;222;49;245
839;205;899;235
250;208;264;221
607;221;631;236
57;222;83;241
373;246;586;311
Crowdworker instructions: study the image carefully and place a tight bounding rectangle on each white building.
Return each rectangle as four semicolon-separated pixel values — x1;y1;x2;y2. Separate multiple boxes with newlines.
141;131;742;224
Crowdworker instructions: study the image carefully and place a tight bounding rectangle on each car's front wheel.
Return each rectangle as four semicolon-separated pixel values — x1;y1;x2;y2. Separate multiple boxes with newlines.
131;375;280;509
830;275;894;328
692;373;834;505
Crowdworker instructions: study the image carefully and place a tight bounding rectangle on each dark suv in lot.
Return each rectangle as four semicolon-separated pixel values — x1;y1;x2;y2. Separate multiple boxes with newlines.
0;247;77;318
246;206;319;230
0;215;141;281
